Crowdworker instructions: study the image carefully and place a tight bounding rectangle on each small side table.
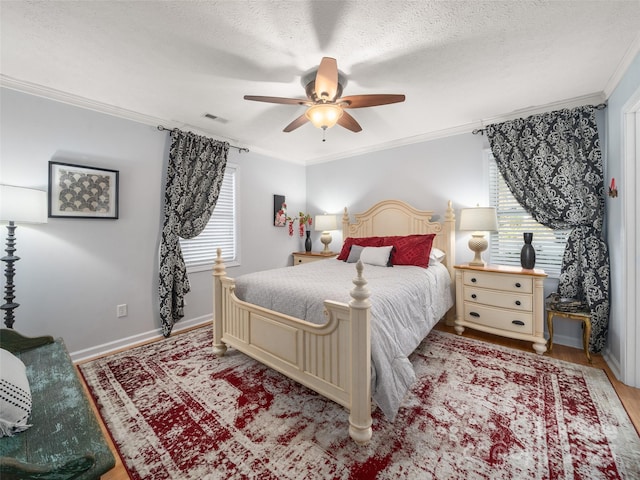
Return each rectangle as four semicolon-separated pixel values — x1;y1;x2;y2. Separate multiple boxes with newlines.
546;295;592;363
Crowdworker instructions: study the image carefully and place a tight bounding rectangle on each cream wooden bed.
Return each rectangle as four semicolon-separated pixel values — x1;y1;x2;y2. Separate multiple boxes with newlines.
212;199;455;444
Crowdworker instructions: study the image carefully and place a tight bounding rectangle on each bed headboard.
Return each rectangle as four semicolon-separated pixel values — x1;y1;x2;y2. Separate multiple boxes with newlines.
341;199;456;280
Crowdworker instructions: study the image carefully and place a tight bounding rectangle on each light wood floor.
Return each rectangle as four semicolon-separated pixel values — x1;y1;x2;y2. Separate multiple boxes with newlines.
80;322;640;480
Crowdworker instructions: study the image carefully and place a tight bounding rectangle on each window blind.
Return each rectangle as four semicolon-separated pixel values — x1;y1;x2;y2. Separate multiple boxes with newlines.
487;155;568;277
179;164;237;270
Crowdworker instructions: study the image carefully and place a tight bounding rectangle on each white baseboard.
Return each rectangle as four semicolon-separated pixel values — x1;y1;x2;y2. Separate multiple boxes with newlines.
70;315;212;363
602;348;622;382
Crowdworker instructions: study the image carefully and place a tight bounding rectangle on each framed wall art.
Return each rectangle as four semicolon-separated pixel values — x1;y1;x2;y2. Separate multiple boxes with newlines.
48;161;119;219
274;194;286;227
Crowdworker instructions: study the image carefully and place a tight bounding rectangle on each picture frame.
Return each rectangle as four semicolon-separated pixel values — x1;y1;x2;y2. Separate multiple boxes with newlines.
274;194;286;227
48;161;119;219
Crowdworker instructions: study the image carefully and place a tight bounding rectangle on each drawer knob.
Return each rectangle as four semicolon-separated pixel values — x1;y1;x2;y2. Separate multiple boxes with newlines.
471;294;477;299
515;282;521;288
512;320;525;326
471;278;477;283
470;312;480;318
515;300;521;306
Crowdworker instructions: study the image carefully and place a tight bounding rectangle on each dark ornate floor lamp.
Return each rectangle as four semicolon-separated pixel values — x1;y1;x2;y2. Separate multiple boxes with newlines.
0;185;47;328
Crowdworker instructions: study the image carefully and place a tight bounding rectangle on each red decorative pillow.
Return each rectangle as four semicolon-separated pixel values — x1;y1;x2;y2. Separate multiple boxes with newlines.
381;234;436;268
337;237;384;261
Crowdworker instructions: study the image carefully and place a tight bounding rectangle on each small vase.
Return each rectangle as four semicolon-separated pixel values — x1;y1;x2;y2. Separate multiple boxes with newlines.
520;232;536;269
305;230;312;252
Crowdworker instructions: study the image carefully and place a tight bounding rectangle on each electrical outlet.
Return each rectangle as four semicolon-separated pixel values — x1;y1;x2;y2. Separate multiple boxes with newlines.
116;304;128;318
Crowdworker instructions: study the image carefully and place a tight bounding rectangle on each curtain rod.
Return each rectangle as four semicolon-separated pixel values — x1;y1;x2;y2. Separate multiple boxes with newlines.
156;125;249;153
471;103;607;135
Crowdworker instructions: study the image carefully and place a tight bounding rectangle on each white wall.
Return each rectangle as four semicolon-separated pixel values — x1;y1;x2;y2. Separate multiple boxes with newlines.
306;133;486;260
0;88;306;359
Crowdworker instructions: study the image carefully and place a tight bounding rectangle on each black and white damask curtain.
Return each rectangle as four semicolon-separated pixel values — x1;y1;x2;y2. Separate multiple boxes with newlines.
159;130;229;337
485;106;610;353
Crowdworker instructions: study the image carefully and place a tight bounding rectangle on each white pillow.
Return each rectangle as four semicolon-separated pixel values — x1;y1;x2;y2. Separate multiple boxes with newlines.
360;246;393;267
0;348;32;437
429;247;446;265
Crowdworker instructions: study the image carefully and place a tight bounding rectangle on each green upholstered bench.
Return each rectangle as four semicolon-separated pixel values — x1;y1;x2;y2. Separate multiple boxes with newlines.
0;329;115;480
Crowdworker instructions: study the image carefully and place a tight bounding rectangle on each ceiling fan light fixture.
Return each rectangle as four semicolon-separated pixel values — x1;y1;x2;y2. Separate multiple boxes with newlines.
305;104;343;130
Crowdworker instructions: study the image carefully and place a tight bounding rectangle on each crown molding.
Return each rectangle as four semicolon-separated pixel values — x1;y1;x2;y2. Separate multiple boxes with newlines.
0;74;169;127
476;93;607;128
304;92;607;165
0;74;246;149
0;74;609;166
603;32;640;99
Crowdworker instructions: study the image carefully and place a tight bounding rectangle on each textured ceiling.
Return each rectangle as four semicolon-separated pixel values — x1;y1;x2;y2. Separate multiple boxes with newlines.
1;1;640;164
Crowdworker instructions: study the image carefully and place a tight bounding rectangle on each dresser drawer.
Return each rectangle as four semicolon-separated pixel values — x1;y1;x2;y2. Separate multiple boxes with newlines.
463;270;532;294
464;287;532;312
293;255;315;265
463;302;534;335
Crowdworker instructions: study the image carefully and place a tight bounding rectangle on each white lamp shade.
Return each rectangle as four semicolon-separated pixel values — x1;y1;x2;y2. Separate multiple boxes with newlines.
314;214;337;232
0;185;48;224
459;207;498;232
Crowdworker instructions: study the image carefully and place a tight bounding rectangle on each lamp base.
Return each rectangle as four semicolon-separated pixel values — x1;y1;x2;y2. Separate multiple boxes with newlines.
468;234;488;267
320;232;333;254
1;221;20;328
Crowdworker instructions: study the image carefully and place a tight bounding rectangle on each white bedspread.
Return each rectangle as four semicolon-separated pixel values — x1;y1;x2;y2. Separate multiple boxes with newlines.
233;259;453;420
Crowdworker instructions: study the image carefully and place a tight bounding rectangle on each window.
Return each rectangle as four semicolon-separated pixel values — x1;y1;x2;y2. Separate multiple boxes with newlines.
179;164;238;272
487;152;568;278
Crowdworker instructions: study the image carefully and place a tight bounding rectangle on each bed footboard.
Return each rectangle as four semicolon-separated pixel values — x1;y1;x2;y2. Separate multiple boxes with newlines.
212;249;373;445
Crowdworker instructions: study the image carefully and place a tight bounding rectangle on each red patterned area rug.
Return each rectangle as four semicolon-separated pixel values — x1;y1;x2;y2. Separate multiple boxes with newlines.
79;327;640;479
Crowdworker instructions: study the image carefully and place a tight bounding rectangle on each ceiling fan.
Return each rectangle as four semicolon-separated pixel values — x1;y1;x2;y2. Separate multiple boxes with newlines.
244;57;405;134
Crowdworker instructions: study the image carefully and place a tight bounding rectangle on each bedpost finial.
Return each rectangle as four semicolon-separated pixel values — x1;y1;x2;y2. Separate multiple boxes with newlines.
445;200;455;221
350;260;371;307
213;248;226;276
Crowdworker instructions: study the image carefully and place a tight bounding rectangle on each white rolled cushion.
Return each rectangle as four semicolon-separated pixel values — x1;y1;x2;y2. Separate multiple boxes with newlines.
0;348;32;437
360;246;393;267
429;247;446;265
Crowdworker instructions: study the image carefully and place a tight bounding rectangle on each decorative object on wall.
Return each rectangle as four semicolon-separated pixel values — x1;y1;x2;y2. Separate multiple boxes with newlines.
314;214;338;253
48;161;119;219
274;195;286;226
0;185;47;328
458;206;498;267
520;232;536;269
608;178;618;198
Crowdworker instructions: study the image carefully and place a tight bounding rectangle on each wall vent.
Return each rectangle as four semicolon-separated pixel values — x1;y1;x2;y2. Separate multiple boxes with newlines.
204;113;228;124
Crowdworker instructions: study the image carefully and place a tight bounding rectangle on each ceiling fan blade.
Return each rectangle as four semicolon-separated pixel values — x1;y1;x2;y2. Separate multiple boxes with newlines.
338;94;406;109
244;95;309;106
283;114;309;132
337;111;362;132
314;57;339;101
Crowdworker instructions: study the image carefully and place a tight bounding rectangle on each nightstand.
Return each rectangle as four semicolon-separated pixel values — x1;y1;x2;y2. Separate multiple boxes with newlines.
292;251;338;266
454;264;548;354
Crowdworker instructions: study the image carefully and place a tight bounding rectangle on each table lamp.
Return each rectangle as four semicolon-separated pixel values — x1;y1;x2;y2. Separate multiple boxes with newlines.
459;206;498;267
314;214;338;254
